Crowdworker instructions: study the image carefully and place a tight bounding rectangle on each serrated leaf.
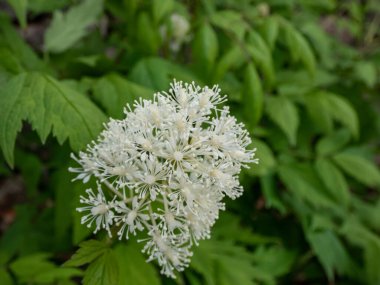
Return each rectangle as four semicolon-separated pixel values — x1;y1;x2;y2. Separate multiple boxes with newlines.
316;129;351;156
0;73;106;167
7;0;27;28
242;63;264;126
83;250;119;285
64;240;109;267
0;47;24;74
315;158;350;207
307;230;355;280
324;92;359;138
333;152;380;188
44;0;103;53
266;96;299;145
114;244;161;285
193;22;219;78
93;74;152;118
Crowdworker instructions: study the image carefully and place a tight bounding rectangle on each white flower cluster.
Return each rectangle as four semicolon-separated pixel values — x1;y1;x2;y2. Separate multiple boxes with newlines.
70;81;258;278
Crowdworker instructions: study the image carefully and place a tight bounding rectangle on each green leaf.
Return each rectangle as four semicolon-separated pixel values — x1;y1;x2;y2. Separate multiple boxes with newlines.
354;61;377;88
340;219;380;284
15;150;43;197
266;96;299;145
325;92;359;138
283;22;316;76
10;253;54;282
0;15;46;72
28;0;70;13
10;253;82;283
213;46;245;81
34;268;82;283
278;162;335;208
248;139;276;176
213;213;280;245
192;240;264;285
0;73;106;167
6;0;27;28
333;152;380;188
352;198;380;231
64;240;109;267
44;0;103;53
246;30;275;86
152;0;173;23
307;230;355;280
252;246;296;277
260;174;287;213
305;92;333;134
0;268;13;285
83;250;119;285
114;244;161;285
192;240;293;285
93;74;153;118
316;129;351;156
192;22;219;78
130;57;197;90
210;10;247;41
242;63;264;126
0;47;24;74
261;16;279;50
315;158;350;207
137;12;160;54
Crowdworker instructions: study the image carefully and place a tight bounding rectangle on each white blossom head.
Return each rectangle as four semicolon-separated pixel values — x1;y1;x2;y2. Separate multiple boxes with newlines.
70;80;258;278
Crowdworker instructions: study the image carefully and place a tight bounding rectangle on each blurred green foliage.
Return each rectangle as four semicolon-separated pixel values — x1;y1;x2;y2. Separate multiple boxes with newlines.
0;0;380;284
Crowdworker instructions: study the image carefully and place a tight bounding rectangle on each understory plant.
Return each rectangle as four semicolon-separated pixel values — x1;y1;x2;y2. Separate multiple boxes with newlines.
0;0;379;284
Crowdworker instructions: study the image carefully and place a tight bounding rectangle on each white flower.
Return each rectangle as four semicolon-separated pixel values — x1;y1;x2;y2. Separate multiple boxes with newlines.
77;185;115;237
70;80;258;278
114;197;150;239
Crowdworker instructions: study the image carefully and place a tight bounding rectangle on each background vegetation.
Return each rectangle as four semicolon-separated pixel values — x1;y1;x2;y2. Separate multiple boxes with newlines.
0;0;380;284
